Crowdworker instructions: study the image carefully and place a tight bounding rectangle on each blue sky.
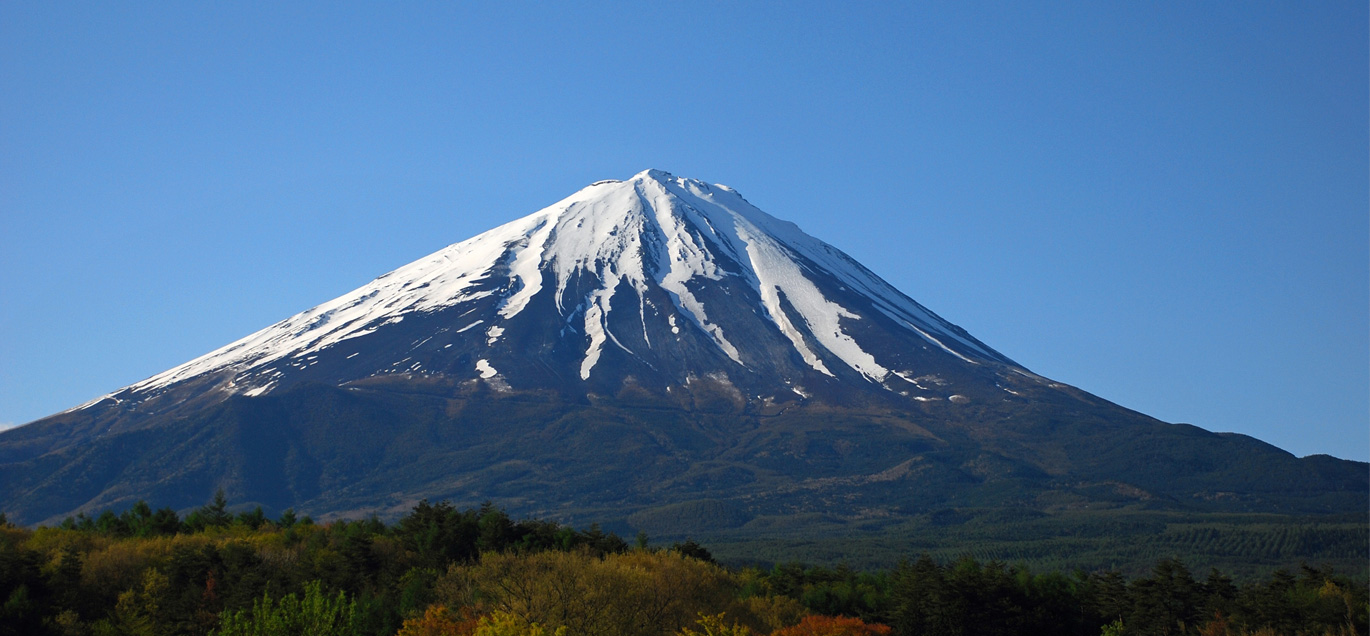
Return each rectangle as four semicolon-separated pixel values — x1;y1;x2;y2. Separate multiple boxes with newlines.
1;2;1366;461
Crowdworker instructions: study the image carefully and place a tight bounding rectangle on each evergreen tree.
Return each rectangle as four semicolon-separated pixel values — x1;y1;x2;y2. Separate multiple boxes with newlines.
187;490;233;531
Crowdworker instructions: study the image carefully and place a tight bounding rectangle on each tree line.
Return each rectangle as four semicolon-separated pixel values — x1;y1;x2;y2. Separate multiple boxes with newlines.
0;494;1363;636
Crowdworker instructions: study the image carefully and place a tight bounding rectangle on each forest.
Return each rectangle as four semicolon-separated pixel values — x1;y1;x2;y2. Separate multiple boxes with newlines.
0;495;1364;636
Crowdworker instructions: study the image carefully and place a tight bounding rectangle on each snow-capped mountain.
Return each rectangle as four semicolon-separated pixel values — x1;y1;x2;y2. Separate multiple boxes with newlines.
76;169;1022;415
3;170;1364;548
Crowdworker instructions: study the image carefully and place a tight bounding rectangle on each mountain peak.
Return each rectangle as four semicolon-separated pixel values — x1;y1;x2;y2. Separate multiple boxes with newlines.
632;168;675;181
72;171;1016;415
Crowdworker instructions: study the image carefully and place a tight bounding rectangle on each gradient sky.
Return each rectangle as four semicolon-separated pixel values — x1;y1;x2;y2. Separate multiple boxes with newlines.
2;2;1366;461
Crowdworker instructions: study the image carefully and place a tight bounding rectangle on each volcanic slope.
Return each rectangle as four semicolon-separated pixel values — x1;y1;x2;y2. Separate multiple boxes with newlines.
1;170;1363;570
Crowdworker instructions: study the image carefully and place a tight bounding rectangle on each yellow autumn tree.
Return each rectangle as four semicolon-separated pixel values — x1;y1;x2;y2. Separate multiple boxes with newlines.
675;613;753;636
443;548;744;636
472;610;566;636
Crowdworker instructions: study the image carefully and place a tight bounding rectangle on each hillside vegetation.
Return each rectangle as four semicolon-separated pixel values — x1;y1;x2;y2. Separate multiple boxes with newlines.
0;495;1364;636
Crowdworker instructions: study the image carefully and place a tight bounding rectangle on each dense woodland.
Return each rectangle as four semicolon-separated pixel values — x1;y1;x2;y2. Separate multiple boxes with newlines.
0;496;1364;636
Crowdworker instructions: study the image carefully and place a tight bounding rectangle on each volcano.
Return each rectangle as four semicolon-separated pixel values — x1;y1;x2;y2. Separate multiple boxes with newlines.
1;170;1363;569
55;169;1019;410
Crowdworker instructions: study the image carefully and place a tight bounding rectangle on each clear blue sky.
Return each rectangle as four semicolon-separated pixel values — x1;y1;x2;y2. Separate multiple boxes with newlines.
2;2;1366;461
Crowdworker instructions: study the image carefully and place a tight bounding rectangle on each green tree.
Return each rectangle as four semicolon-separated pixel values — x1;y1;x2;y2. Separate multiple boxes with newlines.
672;539;715;564
889;555;951;636
186;490;233;531
121;501;155;537
476;502;515;553
95;510;130;537
393;500;481;569
1125;558;1200;636
212;580;359;636
149;507;182;535
0;528;48;636
236;507;267;530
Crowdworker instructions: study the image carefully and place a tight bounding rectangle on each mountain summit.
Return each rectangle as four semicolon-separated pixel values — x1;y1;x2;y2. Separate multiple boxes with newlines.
2;171;1363;571
74;169;1017;415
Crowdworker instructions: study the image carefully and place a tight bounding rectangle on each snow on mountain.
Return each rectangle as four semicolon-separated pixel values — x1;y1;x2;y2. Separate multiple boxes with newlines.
11;169;1363;554
78;169;1018;411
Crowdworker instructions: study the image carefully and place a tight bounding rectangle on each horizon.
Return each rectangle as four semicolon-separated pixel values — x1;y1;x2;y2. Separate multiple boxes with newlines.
1;3;1366;462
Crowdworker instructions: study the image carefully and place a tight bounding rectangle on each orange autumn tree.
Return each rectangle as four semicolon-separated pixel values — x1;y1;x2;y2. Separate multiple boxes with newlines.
396;605;480;636
769;615;892;636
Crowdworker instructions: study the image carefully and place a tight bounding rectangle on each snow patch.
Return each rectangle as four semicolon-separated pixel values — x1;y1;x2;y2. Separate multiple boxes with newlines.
496;218;554;319
476;359;497;379
905;321;976;364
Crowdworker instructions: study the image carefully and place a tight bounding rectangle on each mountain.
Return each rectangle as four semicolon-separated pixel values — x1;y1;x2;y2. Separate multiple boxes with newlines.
46;168;1017;411
1;170;1364;571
